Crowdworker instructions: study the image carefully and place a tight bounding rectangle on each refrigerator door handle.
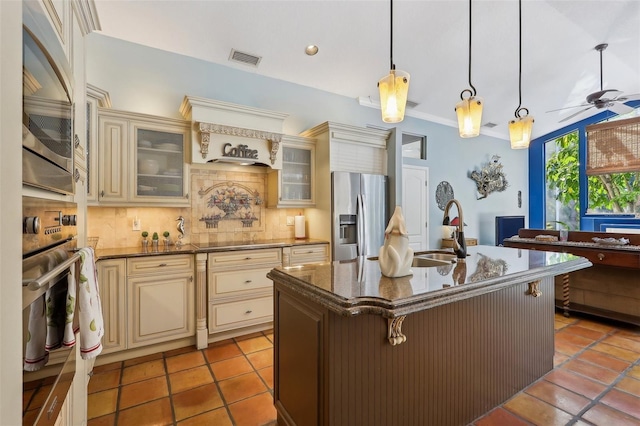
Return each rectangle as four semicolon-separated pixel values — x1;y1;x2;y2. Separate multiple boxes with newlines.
357;194;364;256
360;193;367;256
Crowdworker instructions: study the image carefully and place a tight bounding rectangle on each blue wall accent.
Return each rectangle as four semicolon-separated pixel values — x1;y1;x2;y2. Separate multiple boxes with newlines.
528;100;640;230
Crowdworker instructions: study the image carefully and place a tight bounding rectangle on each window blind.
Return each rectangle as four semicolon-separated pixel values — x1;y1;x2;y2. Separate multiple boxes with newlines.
586;116;640;175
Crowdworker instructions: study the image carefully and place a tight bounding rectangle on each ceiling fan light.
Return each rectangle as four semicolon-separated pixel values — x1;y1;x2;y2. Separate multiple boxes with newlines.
509;115;534;149
378;69;410;123
455;96;483;137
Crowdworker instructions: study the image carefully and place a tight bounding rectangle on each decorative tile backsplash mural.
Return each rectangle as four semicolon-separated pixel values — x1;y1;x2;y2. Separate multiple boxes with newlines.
87;166;302;249
198;182;262;229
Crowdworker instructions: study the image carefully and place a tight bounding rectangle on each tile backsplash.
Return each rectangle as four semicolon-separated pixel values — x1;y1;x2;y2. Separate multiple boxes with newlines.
87;167;303;249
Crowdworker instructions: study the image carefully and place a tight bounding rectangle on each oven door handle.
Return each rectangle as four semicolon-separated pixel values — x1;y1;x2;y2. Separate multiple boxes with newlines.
23;252;81;290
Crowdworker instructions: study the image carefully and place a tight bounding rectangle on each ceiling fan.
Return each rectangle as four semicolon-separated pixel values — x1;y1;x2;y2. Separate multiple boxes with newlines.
548;43;640;123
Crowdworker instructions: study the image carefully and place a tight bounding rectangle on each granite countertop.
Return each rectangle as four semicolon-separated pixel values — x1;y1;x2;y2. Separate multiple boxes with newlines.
94;238;328;260
268;245;592;318
504;236;640;252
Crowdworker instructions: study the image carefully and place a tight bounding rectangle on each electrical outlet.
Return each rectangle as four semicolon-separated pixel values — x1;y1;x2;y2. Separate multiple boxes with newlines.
286;216;294;226
132;218;141;231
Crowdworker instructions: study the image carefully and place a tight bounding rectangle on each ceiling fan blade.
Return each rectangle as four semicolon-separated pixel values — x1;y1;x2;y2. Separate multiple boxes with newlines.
617;93;640;102
608;102;635;115
545;104;590;113
586;89;621;103
558;106;594;123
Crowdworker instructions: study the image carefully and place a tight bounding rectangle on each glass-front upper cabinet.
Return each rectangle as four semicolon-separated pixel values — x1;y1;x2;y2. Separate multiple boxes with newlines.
268;135;315;208
135;127;186;199
96;108;190;206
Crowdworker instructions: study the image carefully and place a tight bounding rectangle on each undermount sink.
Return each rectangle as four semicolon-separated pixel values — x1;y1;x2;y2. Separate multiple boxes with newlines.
417;252;458;262
369;250;460;269
411;256;452;268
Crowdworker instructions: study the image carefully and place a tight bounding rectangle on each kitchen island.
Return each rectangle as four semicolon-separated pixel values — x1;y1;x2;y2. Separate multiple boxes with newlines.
267;245;591;426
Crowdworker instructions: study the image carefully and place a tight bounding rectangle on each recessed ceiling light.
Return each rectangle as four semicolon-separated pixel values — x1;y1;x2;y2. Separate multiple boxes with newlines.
305;45;319;56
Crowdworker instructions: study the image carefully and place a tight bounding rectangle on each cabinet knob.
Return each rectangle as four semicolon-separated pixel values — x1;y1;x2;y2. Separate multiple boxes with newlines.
245;310;253;314
597;253;605;261
100;190;105;197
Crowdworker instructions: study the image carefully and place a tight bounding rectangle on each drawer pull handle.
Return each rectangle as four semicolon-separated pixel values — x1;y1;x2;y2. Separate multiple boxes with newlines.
245;257;252;260
245;310;253;314
158;263;168;267
598;253;605;261
244;280;252;284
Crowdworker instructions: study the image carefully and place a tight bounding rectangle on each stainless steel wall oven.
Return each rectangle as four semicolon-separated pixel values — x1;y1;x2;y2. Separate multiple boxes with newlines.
22;26;75;196
22;196;79;425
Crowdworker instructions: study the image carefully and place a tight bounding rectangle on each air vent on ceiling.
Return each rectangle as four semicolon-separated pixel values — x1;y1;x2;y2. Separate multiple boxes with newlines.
406;100;419;109
229;49;262;67
483;122;498;128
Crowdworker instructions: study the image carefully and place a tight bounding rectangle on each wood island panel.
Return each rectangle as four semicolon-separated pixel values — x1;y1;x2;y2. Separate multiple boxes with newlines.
274;277;555;426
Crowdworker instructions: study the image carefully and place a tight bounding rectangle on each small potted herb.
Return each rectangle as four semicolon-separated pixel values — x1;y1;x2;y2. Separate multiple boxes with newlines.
141;231;149;248
163;231;170;249
152;232;159;250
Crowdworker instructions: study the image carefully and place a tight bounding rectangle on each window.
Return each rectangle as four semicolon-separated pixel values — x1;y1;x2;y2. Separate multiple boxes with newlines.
586;110;640;214
545;131;580;230
532;103;640;231
401;133;426;160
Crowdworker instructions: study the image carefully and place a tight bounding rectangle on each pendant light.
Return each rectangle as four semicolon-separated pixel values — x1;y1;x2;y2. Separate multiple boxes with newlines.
455;0;483;138
378;0;410;123
508;0;534;149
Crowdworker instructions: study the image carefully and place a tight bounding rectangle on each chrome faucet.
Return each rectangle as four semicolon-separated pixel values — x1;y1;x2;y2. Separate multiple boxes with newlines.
442;199;466;260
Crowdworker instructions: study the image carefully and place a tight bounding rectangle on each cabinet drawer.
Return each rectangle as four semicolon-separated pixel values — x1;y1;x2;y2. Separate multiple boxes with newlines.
567;248;640;268
127;254;193;276
208;248;282;269
289;244;329;265
209;296;273;332
208;268;273;301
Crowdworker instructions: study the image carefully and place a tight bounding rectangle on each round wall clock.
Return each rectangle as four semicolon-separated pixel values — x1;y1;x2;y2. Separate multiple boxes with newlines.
435;181;454;210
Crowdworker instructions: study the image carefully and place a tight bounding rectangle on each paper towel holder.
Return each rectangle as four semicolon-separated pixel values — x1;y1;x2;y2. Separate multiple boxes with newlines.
295;213;306;239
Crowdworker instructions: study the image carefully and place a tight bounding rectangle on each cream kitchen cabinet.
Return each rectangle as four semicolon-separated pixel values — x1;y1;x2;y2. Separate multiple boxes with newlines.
127;255;195;348
282;243;329;266
96;254;194;353
96;109;191;206
96;259;126;354
267;135;316;208
86;84;111;204
207;248;281;335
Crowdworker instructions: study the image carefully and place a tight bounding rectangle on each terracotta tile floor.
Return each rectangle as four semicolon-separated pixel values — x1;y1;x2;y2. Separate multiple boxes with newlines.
474;312;640;426
86;314;640;426
87;331;277;426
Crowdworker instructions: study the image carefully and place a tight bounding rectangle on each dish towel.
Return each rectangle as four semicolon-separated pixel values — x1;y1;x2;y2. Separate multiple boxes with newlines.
24;248;70;371
73;247;104;359
23;295;48;371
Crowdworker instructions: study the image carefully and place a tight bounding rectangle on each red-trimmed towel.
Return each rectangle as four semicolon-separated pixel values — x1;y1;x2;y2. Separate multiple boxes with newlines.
73;247;104;359
24;248;70;371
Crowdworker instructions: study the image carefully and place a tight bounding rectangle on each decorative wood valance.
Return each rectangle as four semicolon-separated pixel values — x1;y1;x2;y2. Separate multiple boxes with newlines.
586;116;640;175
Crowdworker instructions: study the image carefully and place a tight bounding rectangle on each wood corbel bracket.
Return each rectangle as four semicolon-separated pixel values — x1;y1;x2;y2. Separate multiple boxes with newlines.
527;280;542;297
387;315;407;346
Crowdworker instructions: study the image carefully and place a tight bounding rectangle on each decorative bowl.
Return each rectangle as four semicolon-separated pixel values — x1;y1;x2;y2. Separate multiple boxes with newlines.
138;158;160;175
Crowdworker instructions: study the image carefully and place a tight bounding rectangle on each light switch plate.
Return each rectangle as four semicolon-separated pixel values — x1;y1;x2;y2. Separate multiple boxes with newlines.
286;216;294;226
133;218;141;231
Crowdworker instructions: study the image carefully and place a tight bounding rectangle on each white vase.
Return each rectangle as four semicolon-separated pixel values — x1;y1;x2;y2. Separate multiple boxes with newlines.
378;206;414;278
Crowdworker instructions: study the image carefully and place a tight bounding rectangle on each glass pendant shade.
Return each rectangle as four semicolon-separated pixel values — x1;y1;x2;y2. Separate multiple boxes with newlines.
455;96;483;138
378;69;410;123
509;115;534;149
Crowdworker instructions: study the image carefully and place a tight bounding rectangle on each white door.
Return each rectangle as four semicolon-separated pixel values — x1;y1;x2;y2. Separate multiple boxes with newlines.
402;165;428;252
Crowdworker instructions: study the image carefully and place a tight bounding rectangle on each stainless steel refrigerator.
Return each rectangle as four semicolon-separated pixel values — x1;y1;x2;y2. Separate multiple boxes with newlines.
332;172;387;261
